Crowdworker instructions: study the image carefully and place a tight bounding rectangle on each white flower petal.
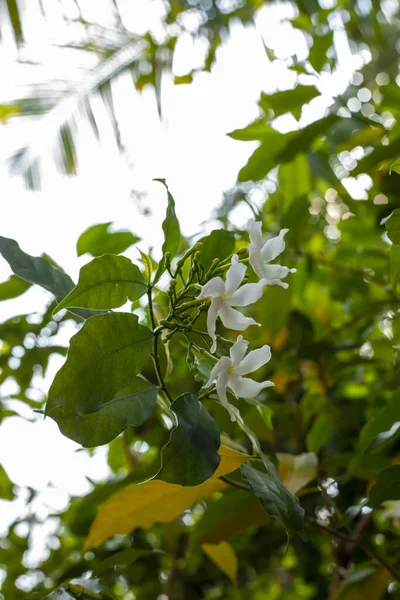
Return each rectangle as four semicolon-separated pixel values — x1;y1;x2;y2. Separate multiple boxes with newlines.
228;374;274;399
204;356;232;388
225;255;246;296
216;370;237;421
229;335;249;367
247;219;263;251
218;303;259;331
260;229;289;264
199;277;226;299
261;264;293;282
235;345;272;376
229;280;265;307
207;297;221;353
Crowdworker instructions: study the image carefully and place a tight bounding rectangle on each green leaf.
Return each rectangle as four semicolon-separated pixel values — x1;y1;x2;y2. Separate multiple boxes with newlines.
157;393;221;486
259;85;320;120
308;33;333;73
0;465;14;500
0;275;31;301
191;488;266;545
228;121;283;142
94;548;164;575
357;395;400;454
385;209;400;244
368;465;400;507
352;137;400;176
138;249;153;285
390;244;400;293
77;222;140;257
241;462;304;535
197;229;236;271
0;235;99;320
46;313;154;446
306;414;333;453
238;137;286;182
390;157;400;175
155;179;181;257
54;254;146;313
5;0;23;46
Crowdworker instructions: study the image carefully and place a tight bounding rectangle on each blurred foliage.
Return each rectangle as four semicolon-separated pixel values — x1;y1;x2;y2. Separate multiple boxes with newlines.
2;0;400;599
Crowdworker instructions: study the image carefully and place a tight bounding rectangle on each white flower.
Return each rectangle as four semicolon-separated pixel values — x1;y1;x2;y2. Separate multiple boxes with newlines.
203;335;274;421
248;219;296;288
198;255;265;353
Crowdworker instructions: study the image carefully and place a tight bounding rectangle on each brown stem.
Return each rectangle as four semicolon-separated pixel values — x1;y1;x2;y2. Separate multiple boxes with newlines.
305;517;400;584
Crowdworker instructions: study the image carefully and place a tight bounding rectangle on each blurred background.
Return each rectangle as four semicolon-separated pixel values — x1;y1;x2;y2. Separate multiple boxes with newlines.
2;0;400;598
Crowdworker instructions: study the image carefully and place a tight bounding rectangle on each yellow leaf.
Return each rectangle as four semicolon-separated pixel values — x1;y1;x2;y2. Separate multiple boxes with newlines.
85;445;249;549
202;541;238;582
277;452;318;494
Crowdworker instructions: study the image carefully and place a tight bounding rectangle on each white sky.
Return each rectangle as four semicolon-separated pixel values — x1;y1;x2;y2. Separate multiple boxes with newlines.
0;0;364;568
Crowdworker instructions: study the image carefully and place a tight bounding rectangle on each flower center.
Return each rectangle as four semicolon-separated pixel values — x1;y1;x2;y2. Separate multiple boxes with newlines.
228;366;235;373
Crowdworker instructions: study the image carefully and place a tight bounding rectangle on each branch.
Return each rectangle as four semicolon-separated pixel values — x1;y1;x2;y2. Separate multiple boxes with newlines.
305;517;400;583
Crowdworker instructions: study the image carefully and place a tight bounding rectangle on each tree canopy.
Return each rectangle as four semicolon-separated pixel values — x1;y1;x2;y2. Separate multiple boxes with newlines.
2;1;400;599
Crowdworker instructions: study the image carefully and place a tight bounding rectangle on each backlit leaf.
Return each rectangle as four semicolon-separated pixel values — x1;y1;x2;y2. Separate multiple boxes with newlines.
46;313;154;446
202;541;238;582
277;452;318;494
0;275;31;301
0;235;98;320
77;222;140;257
385;209;400;244
54;254;146;313
155;179;181;257
259;85;320;120
197;229;236;271
85;445;249;548
157;393;221;486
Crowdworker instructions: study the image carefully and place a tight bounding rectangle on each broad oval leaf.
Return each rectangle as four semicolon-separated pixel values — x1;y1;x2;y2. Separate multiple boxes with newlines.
202;541;238;582
77;222;140;257
277;452;318;494
157;393;221;486
197;229;236;271
357;395;400;454
54;254;146;313
85;445;249;549
46;313;154;446
0;235;100;320
241;462;304;535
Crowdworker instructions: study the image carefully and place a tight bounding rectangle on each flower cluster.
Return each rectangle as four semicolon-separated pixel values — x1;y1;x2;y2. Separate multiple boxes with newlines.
199;220;295;420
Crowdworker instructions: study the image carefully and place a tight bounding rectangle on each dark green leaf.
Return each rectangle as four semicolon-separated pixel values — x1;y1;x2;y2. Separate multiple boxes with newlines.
46;313;154;446
259;85;320;120
95;548;164;575
276;115;340;163
391;244;400;293
385;209;400;244
390;157;400;175
197;229;236;271
0;235;99;319
352;137;400;176
157;393;221;486
156;179;181;257
54;254;146;313
308;33;333;72
357;395;400;454
306;415;333;453
241;462;304;535
368;465;400;507
0;275;31;301
77;222;140;257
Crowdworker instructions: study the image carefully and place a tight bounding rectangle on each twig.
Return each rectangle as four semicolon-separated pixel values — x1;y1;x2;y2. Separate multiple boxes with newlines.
305;517;400;583
147;287;173;404
219;476;251;492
